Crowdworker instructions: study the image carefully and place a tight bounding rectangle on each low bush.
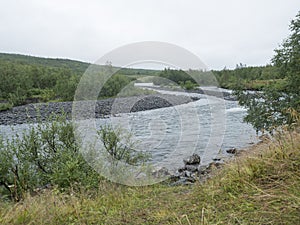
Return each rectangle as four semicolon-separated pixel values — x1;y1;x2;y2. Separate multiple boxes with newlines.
0;114;149;201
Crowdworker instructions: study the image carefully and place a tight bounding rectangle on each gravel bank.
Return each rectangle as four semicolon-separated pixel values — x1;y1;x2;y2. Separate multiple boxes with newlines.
0;94;197;125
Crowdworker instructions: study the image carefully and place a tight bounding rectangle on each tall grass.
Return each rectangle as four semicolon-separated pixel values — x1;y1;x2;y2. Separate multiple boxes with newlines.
0;132;299;224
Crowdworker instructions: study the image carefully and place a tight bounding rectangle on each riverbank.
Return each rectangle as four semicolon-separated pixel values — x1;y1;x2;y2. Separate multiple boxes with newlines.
168;134;270;185
0;94;196;125
1;131;299;224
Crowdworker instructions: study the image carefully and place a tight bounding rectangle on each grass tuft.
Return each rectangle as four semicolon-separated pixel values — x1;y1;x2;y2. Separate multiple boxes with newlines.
1;132;300;224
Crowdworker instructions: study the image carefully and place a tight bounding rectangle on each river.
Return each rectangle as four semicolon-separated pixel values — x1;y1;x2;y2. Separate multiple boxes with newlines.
0;88;258;172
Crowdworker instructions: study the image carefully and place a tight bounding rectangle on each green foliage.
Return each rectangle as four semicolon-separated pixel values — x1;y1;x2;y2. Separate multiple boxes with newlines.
0;114;150;201
0;58;78;105
179;80;197;90
235;11;300;133
272;11;300;96
0;53;153;106
158;68;197;85
0;53;89;75
1;132;300;224
0;103;13;111
0;115;101;201
54;70;80;101
213;65;282;90
97;125;150;166
118;67;159;76
116;82;157;97
98;74;135;98
27;88;56;102
158;68;219;87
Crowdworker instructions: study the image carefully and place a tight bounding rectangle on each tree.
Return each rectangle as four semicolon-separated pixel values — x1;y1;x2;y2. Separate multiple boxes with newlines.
235;11;300;133
272;11;300;96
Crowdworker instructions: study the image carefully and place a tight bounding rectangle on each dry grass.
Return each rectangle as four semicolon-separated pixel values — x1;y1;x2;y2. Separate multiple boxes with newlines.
1;132;299;224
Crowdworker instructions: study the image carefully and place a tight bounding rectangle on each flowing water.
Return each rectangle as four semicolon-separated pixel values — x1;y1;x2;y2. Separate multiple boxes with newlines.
0;89;258;172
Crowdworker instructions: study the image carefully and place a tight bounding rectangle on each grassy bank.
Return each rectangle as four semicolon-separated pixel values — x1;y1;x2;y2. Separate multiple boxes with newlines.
0;132;299;224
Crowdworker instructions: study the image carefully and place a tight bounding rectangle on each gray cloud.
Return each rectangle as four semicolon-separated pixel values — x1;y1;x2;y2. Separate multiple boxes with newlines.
0;0;299;69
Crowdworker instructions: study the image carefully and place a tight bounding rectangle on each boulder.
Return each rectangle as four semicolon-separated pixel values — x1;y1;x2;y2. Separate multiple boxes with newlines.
183;153;201;165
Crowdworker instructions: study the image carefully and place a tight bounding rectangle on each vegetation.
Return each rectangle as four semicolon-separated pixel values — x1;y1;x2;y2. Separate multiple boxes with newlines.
0;53;89;74
0;130;299;224
0;11;299;225
0;54;159;110
157;68;217;89
213;64;284;90
0;47;291;112
0;102;13;111
0;114;98;201
0;114;149;202
98;125;150;166
234;11;300;133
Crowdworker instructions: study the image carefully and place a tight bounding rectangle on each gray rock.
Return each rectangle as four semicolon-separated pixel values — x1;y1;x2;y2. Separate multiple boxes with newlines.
170;177;196;186
183;153;201;165
0;94;193;125
178;167;185;173
207;162;222;170
184;164;198;172
212;157;222;161
226;148;237;154
198;165;209;174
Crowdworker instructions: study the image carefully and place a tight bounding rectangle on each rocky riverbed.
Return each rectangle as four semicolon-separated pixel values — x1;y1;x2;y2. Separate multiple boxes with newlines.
153;153;225;185
0;94;198;125
152;135;267;186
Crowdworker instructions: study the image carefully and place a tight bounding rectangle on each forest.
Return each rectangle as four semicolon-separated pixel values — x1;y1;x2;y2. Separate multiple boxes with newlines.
0;53;159;111
0;52;288;112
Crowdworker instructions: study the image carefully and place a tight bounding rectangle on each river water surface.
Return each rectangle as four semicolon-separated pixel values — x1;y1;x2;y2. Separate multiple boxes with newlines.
0;88;258;172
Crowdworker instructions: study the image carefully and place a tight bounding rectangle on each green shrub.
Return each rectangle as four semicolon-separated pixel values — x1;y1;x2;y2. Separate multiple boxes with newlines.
97;125;150;166
180;80;198;90
0;103;13;111
0;115;151;201
0;115;101;201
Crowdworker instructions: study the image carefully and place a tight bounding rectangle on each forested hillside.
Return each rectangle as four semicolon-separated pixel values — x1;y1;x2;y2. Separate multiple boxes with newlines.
0;53;157;110
213;64;286;90
0;49;294;112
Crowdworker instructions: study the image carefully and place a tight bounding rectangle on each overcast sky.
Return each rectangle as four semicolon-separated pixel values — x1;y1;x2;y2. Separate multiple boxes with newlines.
0;0;299;70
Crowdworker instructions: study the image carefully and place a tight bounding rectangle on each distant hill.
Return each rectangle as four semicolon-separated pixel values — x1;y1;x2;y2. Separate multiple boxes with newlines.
0;52;160;109
0;53;159;76
0;53;90;75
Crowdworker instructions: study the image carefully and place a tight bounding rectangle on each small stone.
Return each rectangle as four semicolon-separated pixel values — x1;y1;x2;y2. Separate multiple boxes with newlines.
212;157;222;161
183;153;201;165
226;148;237;154
184;164;198;172
169;175;180;182
208;162;222;170
198;165;208;174
184;170;192;177
152;167;170;178
178;167;185;173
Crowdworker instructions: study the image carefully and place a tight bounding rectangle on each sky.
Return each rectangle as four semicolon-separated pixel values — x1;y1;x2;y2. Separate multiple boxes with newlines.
0;0;299;70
